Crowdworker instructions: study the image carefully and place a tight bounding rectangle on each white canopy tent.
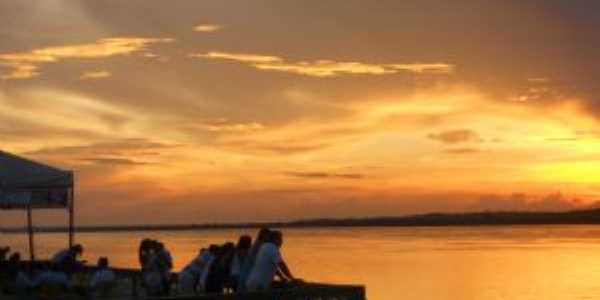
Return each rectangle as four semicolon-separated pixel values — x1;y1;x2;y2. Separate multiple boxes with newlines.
0;150;75;260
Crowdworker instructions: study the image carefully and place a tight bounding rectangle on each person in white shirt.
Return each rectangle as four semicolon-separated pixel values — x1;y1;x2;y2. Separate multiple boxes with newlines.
239;228;271;292
245;230;296;291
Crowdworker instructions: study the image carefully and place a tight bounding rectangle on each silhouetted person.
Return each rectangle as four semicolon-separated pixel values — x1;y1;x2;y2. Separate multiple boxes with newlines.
230;235;252;291
36;263;70;296
198;245;218;292
89;257;116;299
14;261;35;298
239;228;271;291
245;230;296;291
2;252;21;294
0;246;10;262
205;242;235;294
138;239;155;271
6;252;21;283
0;246;11;280
51;244;84;275
155;242;173;295
179;248;211;295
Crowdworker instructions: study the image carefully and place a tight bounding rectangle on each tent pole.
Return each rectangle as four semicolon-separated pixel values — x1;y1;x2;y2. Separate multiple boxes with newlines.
27;205;35;261
68;187;74;248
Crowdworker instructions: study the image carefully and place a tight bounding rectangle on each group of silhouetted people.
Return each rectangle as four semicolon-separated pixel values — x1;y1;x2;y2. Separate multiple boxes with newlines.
140;228;299;296
1;228;299;298
0;244;117;299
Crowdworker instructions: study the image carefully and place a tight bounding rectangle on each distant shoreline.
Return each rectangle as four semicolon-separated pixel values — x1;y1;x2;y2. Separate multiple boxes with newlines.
3;208;600;233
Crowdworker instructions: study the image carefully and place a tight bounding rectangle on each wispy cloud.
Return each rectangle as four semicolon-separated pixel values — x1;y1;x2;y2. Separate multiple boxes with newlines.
81;157;153;166
444;147;481;155
193;24;223;32
192;51;282;64
27;138;178;168
527;78;550;83
285;171;365;179
0;62;39;79
27;138;178;157
80;70;111;80
192;51;453;77
220;139;330;155
255;61;453;77
428;129;481;144
0;37;173;79
196;119;265;132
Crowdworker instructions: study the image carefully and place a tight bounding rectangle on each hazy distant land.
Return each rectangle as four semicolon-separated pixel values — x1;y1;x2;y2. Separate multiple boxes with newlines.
4;208;600;233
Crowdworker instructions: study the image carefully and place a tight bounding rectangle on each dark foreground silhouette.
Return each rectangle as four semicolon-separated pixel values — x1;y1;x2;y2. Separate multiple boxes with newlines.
0;228;339;299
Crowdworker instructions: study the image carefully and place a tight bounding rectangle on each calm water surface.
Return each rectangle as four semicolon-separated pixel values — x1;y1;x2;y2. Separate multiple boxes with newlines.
4;225;600;300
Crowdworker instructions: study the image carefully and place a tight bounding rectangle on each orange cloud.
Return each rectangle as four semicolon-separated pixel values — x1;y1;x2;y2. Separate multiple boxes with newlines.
192;119;265;132
192;51;453;77
80;70;112;80
192;51;282;63
428;129;481;144
285;171;365;179
255;61;453;77
0;62;39;79
0;37;173;79
193;24;223;32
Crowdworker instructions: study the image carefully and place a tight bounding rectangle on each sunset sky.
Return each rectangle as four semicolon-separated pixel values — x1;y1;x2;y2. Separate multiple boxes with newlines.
2;1;600;225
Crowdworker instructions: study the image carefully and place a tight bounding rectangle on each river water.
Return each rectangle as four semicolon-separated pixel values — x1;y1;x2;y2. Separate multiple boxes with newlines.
3;225;600;300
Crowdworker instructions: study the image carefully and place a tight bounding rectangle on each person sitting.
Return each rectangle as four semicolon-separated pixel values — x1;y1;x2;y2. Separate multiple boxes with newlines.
245;230;297;291
89;257;116;299
0;246;10;262
230;235;252;292
239;228;270;291
14;261;36;299
143;242;171;296
0;246;9;276
138;239;155;271
179;248;210;295
155;242;173;295
205;242;235;294
36;263;70;299
197;245;218;292
51;244;84;274
2;252;21;294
